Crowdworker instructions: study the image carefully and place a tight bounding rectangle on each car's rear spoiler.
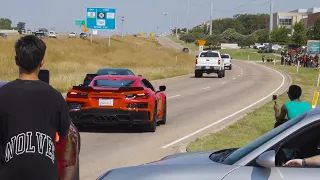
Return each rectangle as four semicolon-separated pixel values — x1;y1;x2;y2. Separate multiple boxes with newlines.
85;74;98;80
72;85;145;92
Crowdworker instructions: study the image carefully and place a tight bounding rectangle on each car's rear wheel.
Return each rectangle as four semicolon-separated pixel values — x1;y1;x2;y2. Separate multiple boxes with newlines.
140;105;157;132
195;70;202;78
159;100;167;125
218;71;223;78
229;65;232;70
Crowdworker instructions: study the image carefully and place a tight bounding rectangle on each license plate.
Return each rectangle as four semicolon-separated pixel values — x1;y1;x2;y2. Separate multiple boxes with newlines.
206;66;211;69
99;98;113;106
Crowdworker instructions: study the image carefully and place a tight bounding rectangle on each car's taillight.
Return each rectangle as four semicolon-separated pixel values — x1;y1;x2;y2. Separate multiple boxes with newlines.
125;93;149;99
195;59;198;64
218;59;220;64
67;91;88;98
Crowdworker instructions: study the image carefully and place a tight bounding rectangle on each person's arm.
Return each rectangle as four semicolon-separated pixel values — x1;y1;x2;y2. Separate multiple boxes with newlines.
274;104;287;122
284;155;320;167
57;93;71;138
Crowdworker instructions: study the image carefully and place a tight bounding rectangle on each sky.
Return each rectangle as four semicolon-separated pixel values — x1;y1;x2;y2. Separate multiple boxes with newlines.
0;0;319;36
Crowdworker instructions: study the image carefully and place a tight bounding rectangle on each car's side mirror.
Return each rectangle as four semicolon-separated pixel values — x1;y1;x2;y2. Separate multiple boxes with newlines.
196;55;198;58
231;57;233;59
159;85;166;92
138;75;142;77
38;69;49;84
256;150;275;168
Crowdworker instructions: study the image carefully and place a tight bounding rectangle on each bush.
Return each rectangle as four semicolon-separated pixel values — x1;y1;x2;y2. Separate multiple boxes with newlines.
258;50;264;53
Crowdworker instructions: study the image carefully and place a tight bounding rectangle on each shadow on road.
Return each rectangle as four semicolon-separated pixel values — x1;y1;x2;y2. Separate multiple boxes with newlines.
77;125;146;134
189;76;219;79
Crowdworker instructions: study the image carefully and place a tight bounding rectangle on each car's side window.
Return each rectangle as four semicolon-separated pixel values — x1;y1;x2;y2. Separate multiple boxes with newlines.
248;121;320;167
142;79;155;92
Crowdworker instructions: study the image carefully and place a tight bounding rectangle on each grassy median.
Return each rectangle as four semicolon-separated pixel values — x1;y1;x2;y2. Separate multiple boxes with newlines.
187;64;319;151
0;35;194;92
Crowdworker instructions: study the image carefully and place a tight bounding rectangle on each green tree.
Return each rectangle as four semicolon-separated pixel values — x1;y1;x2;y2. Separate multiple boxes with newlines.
221;28;244;43
234;13;269;34
270;26;291;44
0;18;12;29
238;35;256;47
205;34;221;48
292;22;307;46
38;28;48;32
307;17;320;40
17;22;26;30
252;29;270;43
211;18;244;34
189;27;205;34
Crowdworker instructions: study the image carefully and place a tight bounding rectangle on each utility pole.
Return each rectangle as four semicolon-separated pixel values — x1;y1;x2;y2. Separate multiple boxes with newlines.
187;0;190;33
269;0;273;34
209;0;213;35
121;16;124;38
176;15;178;36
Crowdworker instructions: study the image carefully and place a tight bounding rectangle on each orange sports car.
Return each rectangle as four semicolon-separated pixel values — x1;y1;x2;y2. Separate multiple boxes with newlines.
66;75;167;132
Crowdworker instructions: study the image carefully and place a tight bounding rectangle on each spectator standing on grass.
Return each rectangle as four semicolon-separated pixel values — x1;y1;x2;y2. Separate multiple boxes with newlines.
0;35;71;180
303;54;307;67
274;85;311;127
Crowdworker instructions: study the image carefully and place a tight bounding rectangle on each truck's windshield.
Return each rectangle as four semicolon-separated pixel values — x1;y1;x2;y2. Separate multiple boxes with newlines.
200;52;219;57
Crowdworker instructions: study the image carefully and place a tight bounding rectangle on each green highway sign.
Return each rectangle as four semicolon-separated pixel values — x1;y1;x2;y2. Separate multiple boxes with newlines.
75;20;85;26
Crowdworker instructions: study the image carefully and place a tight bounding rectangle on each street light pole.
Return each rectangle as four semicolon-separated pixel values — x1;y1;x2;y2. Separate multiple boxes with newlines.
176;15;178;36
269;0;273;34
121;16;124;38
209;0;213;35
187;0;190;33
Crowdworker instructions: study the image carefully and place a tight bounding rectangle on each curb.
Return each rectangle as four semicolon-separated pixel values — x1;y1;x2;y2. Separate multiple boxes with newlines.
176;61;293;153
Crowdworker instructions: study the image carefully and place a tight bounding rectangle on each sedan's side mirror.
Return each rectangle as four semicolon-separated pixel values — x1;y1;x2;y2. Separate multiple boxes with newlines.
231;57;233;59
196;55;198;58
159;85;166;92
256;150;275;168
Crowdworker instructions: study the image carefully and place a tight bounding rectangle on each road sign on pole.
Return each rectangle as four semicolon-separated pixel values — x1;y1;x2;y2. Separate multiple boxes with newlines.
75;20;85;26
86;7;116;31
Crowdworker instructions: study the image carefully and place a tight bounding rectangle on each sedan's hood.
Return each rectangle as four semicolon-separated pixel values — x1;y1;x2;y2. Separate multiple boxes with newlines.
98;149;239;180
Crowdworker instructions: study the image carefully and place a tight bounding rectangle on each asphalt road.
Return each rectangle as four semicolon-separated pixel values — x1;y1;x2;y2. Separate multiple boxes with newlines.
78;37;291;179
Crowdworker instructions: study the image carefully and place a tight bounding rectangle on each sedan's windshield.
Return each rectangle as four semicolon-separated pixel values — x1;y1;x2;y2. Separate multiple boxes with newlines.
94;79;135;88
200;52;219;57
222;112;307;165
221;55;230;58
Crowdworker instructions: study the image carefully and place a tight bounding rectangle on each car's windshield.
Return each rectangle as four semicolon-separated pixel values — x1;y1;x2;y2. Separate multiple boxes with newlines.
94;79;135;87
221;55;230;58
222;112;307;165
97;69;134;75
200;52;219;57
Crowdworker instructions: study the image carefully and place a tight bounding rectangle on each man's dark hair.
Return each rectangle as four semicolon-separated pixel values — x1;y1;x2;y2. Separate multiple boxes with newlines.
288;85;302;100
15;35;46;73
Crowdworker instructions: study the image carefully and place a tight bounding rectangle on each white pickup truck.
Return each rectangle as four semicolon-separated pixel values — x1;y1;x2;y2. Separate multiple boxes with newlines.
221;54;232;70
195;50;225;78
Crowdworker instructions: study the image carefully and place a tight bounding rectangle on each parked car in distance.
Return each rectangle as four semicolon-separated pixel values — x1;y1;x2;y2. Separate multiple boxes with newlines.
69;32;76;38
182;48;189;53
0;33;7;38
80;33;87;39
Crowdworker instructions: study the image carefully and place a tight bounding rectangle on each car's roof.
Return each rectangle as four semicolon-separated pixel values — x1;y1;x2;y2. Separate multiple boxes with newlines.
98;68;131;71
93;75;142;81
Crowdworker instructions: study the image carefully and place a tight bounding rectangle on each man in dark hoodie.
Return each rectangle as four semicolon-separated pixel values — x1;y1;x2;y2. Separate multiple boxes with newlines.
0;35;71;180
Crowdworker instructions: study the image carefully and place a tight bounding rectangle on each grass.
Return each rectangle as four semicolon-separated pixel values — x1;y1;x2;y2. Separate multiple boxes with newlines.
0;35;194;92
168;35;281;61
187;64;319;152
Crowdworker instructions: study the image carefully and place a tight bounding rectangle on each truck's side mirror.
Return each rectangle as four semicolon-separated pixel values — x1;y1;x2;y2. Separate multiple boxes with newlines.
38;69;49;84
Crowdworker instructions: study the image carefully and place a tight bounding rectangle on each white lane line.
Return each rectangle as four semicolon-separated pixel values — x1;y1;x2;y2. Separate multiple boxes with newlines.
202;87;210;90
222;82;226;84
233;78;236;80
161;65;286;149
167;95;181;99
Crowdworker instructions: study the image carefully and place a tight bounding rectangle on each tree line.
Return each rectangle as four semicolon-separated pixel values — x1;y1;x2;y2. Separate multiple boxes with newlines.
0;18;26;31
173;13;320;49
